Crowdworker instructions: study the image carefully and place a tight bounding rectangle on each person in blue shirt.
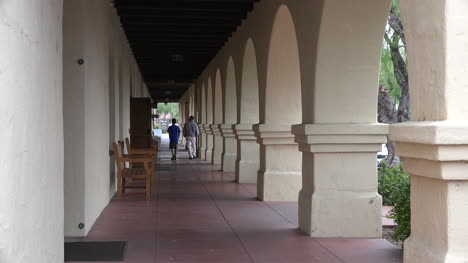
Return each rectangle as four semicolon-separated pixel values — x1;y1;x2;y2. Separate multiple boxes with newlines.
167;118;181;161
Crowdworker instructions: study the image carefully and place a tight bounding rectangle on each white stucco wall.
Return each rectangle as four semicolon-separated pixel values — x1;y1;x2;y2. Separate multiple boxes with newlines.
0;0;64;262
63;0;142;237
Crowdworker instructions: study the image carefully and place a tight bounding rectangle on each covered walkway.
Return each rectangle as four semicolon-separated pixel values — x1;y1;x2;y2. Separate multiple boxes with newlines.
71;137;402;263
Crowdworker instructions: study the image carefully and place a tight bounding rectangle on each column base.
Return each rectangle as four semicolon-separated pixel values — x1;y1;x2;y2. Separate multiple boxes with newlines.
221;124;237;172
299;189;382;237
211;125;223;165
403;237;468;263
204;125;214;162
293;123;388;238
235;159;259;183
254;124;302;202
234;124;260;184
257;170;301;201
200;146;207;160
222;154;236;172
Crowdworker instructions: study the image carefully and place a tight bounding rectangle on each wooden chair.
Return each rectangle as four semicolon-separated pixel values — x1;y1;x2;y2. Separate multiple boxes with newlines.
113;142;153;201
125;137;157;159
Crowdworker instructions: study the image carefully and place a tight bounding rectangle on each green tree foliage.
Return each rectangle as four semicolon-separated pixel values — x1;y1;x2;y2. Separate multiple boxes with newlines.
379;48;401;103
156;103;179;120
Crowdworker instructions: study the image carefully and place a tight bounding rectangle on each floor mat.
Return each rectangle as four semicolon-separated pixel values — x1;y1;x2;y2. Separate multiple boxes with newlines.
65;241;128;262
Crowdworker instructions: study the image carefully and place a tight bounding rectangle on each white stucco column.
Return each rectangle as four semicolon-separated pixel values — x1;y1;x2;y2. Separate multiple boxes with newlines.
254;124;302;201
391;123;468;263
220;125;237;172
0;1;64;262
390;1;468;262
234;124;260;183
293;124;388;237
211;124;223;165
199;123;206;159
204;124;214;162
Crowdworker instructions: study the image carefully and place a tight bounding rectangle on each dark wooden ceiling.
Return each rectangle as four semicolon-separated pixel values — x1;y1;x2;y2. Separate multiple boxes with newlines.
114;0;258;103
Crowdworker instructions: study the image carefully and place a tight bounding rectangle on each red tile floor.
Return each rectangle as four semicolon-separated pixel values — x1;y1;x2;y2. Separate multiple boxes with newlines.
70;137;403;263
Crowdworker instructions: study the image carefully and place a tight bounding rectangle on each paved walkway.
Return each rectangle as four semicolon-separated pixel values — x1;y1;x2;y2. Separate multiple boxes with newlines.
71;137;403;263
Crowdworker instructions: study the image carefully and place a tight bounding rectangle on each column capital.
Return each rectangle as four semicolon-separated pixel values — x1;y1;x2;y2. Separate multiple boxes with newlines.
292;123;388;153
253;124;296;145
203;124;213;134
210;124;222;135
199;123;206;132
391;121;468;180
220;124;235;138
233;123;257;141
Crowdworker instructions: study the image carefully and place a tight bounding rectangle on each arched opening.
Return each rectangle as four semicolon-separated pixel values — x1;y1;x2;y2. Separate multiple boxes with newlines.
294;0;391;239
201;84;206;124
200;83;207;160
205;78;214;161
212;69;224;165
240;39;259;124
207;78;213;124
214;69;223;124
221;57;238;172
256;5;302;201
235;38;260;183
264;6;301;124
224;58;237;124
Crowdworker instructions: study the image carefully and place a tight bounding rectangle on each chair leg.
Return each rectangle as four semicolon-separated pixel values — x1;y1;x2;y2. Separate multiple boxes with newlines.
122;178;126;194
145;176;151;201
117;176;123;200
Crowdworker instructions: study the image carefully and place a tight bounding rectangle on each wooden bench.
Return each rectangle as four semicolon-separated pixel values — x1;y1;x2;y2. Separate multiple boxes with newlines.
113;142;153;201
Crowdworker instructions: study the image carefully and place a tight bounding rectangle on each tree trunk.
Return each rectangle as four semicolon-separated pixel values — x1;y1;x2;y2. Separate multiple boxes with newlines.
378;85;397;165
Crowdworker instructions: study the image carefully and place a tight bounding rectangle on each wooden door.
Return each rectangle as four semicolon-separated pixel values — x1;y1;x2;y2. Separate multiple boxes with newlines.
130;98;152;149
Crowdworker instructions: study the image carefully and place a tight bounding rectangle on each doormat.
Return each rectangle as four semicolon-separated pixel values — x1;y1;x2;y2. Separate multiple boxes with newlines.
65;241;128;262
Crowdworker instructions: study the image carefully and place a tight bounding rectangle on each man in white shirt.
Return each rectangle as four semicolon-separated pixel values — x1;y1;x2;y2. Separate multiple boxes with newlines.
183;116;199;159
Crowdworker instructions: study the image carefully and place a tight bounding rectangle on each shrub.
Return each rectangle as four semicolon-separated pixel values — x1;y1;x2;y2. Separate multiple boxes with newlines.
378;161;409;206
378;161;411;243
388;178;411;243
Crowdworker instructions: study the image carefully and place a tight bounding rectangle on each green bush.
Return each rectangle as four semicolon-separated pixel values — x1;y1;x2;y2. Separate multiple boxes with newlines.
388;178;411;243
378;161;411;243
378;161;409;206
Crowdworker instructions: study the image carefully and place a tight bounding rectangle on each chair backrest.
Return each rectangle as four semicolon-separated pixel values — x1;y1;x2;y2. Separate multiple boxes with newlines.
125;137;132;153
113;142;125;173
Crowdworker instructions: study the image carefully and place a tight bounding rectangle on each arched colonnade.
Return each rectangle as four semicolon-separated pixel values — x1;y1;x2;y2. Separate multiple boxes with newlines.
180;1;468;262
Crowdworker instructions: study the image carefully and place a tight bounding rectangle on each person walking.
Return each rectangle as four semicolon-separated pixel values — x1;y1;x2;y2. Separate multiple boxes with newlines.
167;118;181;161
183;116;199;159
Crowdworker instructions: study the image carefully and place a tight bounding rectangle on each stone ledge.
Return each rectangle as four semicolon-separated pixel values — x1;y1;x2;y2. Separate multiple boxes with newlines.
203;124;213;134
253;124;296;145
390;121;468;145
234;123;257;141
292;124;387;153
220;124;235;138
210;124;222;136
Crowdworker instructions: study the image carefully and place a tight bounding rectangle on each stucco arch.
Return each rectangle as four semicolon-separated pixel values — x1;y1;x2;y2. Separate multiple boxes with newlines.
224;58;237;124
201;83;206;123
214;69;223;124
240;38;260;124
264;5;302;124
206;77;213;124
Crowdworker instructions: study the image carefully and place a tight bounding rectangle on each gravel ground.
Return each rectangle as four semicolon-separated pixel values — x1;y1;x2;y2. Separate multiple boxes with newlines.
382;227;403;248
